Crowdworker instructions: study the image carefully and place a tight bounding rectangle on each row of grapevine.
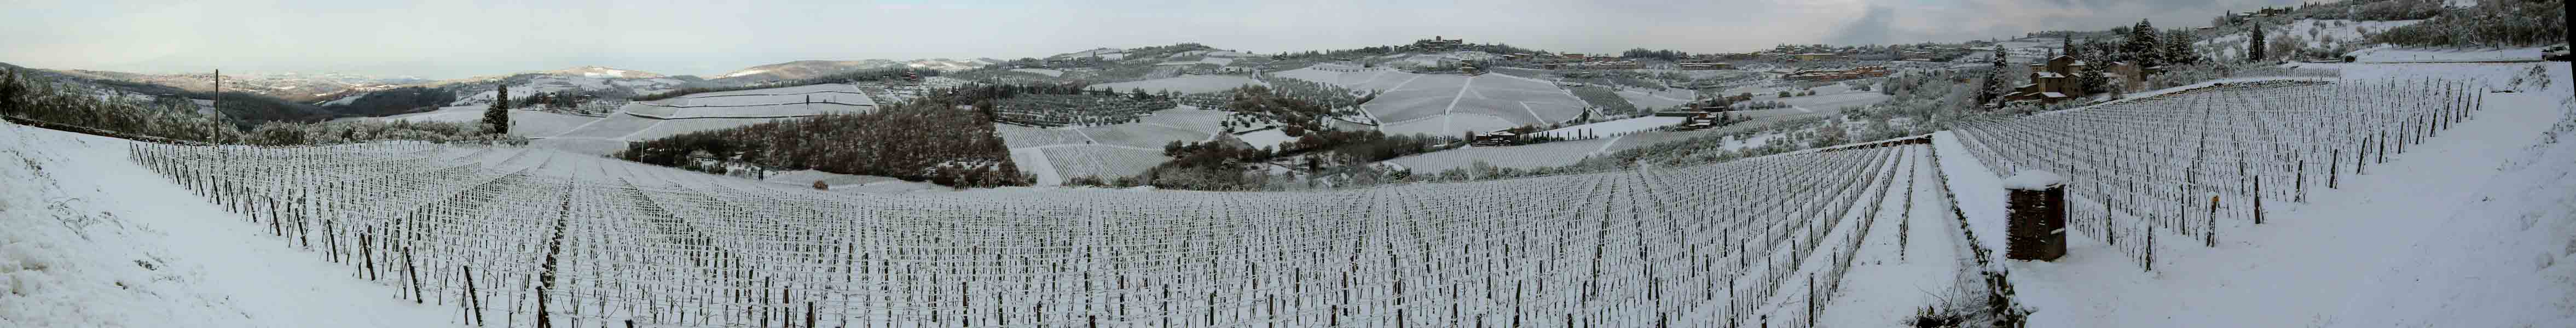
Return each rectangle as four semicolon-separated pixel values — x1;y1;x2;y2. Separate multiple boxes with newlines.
1952;78;2484;271
131;137;1940;327
993;95;1177;127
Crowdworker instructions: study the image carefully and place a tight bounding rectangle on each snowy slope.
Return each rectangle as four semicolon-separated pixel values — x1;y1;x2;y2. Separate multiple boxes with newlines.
1931;63;2576;327
0;124;454;327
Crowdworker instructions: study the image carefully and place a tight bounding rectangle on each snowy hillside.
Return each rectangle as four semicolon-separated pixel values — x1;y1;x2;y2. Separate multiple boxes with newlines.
2195;19;2425;62
0;124;456;327
447;74;688;107
710;59;992;84
1273;63;1590;136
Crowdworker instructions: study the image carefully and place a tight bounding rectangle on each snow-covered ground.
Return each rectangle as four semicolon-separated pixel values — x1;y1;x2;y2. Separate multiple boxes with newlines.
2347;46;2547;63
1;124;455;327
1932;63;2576;327
332;106;598;138
1275;66;1590;137
1008;68;1063;77
1090;74;1267;94
1234;129;1294;150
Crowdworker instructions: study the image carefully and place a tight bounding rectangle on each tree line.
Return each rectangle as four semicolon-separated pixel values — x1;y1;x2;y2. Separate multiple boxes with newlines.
613;93;1029;189
632;67;937;102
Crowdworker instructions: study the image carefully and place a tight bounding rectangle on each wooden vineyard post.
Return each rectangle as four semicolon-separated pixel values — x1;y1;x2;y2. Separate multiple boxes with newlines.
2295;160;2306;202
404;245;421;304
2253;177;2265;225
2204;196;2220;247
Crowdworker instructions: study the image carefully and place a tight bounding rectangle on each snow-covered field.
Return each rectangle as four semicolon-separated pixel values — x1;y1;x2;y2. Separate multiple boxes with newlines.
998;107;1229;183
1075;124;1207;149
1090;74;1267;94
67;122;1947;327
1234;129;1293;149
2346;46;2547;63
7;55;2568;328
627;84;876;119
1275;65;1589;136
519;84;900;155
1037;145;1168;180
1008;68;1063;77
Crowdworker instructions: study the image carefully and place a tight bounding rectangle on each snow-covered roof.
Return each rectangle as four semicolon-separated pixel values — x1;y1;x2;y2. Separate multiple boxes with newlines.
2034;72;2065;78
2002;170;2066;190
2040;92;2069;98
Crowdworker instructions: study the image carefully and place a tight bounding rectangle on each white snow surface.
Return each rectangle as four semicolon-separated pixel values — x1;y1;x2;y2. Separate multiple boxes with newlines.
1008;68;1064;77
0;124;454;327
1234;129;1294;150
1934;63;2576;327
1999;170;2063;190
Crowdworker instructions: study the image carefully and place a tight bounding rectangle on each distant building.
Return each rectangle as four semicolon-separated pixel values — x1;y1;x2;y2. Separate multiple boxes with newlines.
1793;53;1842;61
1414;36;1467;51
2003;55;2147;103
1677;112;1729;131
1471;131;1517;147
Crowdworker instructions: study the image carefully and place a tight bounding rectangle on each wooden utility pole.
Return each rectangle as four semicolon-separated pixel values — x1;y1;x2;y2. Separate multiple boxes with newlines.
212;69;221;113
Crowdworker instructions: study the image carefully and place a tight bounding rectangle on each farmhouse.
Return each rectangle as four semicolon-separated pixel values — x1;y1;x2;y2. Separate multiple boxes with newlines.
1676;112;1729;131
1471;131;1517;147
2003;55;2149;103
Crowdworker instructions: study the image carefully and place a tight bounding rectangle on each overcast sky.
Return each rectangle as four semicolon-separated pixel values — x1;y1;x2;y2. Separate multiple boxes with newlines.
3;0;2304;79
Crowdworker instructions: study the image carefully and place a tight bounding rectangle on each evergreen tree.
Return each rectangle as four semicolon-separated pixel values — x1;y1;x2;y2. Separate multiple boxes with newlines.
0;68;21;117
2248;21;2268;62
1977;46;2010;106
2127;19;2163;67
2076;56;2111;96
2062;33;2078;58
2163;30;2199;66
483;84;511;134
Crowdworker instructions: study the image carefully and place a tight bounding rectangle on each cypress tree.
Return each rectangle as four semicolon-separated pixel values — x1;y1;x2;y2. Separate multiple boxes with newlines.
2249;21;2268;62
1977;45;2010;106
483;84;511;134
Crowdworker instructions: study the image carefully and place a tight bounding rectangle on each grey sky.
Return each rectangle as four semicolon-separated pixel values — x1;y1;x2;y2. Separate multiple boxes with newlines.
3;0;2303;79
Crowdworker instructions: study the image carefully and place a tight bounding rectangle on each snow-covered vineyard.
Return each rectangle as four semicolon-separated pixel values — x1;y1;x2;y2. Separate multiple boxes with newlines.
13;68;2566;327
127;133;1949;327
1951;78;2484;269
